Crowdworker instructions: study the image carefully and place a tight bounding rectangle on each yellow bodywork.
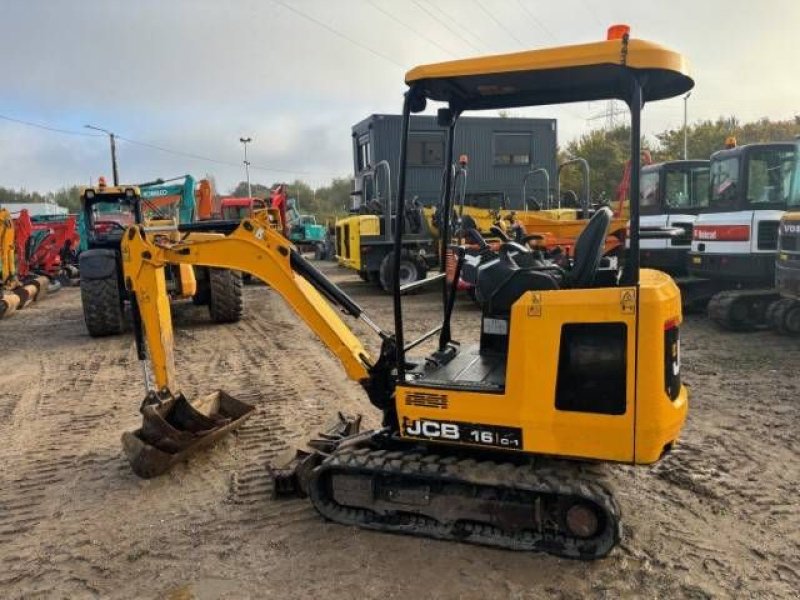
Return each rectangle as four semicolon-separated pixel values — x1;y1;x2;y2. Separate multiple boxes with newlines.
424;205;627;242
405;38;691;101
122;212;371;391
396;269;686;465
144;218;197;298
0;208;15;285
334;214;380;272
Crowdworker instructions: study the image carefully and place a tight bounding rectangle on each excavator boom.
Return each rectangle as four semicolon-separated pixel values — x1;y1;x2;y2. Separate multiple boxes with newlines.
121;212;373;392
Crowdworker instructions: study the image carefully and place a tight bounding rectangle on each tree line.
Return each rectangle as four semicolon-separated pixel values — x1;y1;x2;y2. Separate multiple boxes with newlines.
0;185;81;212
559;116;800;202
3;115;799;218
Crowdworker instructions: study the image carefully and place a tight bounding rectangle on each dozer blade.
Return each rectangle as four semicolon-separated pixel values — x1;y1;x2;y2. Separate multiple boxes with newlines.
122;390;255;478
268;412;364;498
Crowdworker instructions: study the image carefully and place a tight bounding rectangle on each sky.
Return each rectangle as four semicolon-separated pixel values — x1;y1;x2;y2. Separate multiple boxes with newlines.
1;0;798;195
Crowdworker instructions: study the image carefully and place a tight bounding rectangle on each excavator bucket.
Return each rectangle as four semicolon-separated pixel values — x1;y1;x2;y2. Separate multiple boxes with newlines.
122;390;255;478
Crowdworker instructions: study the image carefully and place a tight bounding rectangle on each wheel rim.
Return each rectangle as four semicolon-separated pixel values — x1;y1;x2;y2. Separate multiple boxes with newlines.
398;261;418;285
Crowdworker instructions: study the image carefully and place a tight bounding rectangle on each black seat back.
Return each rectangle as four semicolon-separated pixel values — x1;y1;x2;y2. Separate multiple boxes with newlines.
568;206;612;288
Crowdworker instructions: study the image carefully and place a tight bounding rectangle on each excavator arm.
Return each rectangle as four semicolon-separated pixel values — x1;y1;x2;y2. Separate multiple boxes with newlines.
121;212;375;394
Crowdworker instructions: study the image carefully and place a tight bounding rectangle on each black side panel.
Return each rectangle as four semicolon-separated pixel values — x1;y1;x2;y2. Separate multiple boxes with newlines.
555;323;627;415
664;325;681;400
79;248;120;280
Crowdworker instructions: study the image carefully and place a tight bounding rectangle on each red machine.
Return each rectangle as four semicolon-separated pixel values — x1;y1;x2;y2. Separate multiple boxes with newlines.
219;196;267;220
270;184;288;231
14;210;80;281
614;150;653;217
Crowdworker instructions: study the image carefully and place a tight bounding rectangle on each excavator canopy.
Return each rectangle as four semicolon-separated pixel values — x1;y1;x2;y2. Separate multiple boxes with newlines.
404;38;693;110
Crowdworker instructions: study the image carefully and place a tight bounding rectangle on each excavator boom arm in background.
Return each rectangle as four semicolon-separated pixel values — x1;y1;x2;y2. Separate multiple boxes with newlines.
121;213;375;394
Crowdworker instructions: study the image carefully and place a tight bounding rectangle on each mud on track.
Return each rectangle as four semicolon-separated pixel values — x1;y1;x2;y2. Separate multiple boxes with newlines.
0;262;798;599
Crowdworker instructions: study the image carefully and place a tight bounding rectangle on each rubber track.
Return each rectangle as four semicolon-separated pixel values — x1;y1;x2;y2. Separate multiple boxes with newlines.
208;268;243;323
80;275;125;337
308;445;621;560
707;290;779;331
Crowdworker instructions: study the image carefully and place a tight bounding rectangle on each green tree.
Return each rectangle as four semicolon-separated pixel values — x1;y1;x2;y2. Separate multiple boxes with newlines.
559;124;644;203
654;116;800;162
52;186;82;212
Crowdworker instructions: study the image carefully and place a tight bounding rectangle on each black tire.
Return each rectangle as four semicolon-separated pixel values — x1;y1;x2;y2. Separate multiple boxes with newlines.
81;273;126;337
358;270;369;282
378;252;422;292
208;268;243;323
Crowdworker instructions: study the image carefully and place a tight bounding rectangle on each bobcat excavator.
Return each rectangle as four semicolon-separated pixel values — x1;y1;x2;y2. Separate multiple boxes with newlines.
120;27;690;560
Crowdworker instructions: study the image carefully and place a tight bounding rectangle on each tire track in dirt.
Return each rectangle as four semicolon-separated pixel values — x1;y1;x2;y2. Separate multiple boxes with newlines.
3;272;800;599
178;290;369;523
0;290;139;594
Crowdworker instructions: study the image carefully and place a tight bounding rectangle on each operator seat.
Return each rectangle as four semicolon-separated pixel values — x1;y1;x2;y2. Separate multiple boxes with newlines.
564;206;612;288
471;228;561;314
472;206;613;314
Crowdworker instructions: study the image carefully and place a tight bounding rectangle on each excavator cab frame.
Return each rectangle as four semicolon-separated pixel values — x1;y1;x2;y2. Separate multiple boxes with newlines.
772;137;800;333
122;30;693;559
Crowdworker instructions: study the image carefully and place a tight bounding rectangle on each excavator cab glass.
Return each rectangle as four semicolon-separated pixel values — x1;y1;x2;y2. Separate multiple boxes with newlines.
789;140;800;208
82;188;141;248
746;147;794;206
709;156;740;208
664;165;710;210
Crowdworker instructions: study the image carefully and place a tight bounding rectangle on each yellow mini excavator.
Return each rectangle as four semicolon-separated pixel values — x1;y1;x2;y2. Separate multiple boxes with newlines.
120;27;690;560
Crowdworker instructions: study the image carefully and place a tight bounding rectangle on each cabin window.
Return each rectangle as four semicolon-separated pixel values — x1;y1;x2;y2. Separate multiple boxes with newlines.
408;132;444;166
356;136;371;172
710;157;739;208
493;132;531;165
746;148;794;206
665;167;710;209
640;171;660;208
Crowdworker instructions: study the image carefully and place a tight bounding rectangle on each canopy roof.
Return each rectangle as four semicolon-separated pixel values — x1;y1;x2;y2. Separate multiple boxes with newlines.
405;38;693;110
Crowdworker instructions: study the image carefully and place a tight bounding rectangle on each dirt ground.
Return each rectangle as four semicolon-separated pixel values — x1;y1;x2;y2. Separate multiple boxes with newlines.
1;261;798;599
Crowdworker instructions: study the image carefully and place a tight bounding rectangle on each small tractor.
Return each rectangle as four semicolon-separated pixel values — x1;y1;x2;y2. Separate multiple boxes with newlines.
78;179;243;337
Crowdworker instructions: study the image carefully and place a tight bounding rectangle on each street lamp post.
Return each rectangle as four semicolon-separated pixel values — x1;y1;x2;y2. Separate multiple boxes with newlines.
85;124;119;185
683;92;692;160
239;137;252;197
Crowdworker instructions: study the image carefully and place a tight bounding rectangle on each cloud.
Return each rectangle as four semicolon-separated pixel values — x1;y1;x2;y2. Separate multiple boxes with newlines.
1;0;799;193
